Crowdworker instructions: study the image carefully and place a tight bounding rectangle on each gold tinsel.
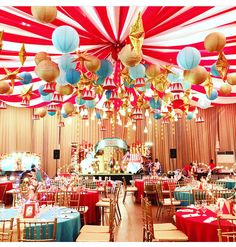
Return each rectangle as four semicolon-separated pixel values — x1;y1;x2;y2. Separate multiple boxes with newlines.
203;73;213;97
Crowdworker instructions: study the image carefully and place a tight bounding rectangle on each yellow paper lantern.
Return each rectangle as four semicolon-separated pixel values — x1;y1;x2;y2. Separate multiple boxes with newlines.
146;64;160;78
31;6;57;24
204;32;226;52
35;52;51;65
63;102;75;115
36;107;47;118
35;60;60;82
0;81;10;94
227;73;236;86
84;56;101;73
219;83;232;95
56;84;74;96
184;66;208;85
118;44;142;67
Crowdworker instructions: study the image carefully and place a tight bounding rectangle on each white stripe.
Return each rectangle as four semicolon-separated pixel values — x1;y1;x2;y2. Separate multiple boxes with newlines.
106;6;119;41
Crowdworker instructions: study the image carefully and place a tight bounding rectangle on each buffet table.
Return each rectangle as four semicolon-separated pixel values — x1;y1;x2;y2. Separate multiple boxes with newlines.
0;206;81;242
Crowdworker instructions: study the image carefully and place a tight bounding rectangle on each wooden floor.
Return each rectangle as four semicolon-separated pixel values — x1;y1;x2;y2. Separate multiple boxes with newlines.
114;190;174;242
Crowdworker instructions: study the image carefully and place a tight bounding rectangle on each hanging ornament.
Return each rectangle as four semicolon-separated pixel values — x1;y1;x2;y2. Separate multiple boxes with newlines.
20;85;36;106
227;73;236;86
203;74;214;97
18;44;27;66
0;81;10;94
31;6;57;24
0;101;7;109
216;52;229;81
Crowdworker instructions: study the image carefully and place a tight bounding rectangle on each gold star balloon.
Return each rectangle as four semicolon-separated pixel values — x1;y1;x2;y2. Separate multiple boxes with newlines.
203;74;213;97
0;30;3;51
19;44;27;66
161;64;175;75
129;12;145;55
0;67;22;91
216;52;229;81
20;85;36;100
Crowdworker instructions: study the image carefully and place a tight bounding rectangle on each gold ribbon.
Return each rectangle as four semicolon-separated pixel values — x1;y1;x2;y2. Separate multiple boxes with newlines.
216;51;229;81
19;44;26;66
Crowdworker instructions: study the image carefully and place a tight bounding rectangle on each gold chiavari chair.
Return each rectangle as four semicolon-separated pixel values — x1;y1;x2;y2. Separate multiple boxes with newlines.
192;189;214;205
217;215;236;242
37;191;56;206
0;218;14;242
211;189;235;203
16;218;57;242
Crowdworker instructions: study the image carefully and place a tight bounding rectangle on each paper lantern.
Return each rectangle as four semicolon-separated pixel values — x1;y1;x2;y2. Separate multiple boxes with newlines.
206;89;218;100
56;84;74;96
153;113;162;119
31;6;57;23
0;81;10;94
177;47;201;70
82;90;96;101
167;72;180;82
34;51;51;65
38;85;48;96
105;90;112;100
84;56;101;73
58;54;76;72
129;64;146;79
62;112;68;118
118;44;142;67
170;82;184;94
96;77;105;86
183;66;208;85
85;100;96;108
146;64;160;78
75;96;85;105
110;91;118;101
56;70;68;86
21;97;30;106
63;102;75;115
96;59;113;78
19;72;32;85
137;82;151;92
103;78;117;90
227;73;236;86
210;63;220;77
32;114;40;120
198;97;211;109
65;69;81;85
48;104;57;112
204;32;226;52
52;25;79;53
219;83;232;95
41;93;53;102
150;97;161;109
35;60;60;82
36;107;47;118
48;111;56;116
134;78;146;88
186;112;194;120
51;92;63;103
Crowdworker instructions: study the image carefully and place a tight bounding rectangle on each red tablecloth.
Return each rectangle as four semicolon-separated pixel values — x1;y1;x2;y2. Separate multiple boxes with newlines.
0;181;13;205
80;190;99;224
58;173;72;178
134;179;169;203
176;208;234;242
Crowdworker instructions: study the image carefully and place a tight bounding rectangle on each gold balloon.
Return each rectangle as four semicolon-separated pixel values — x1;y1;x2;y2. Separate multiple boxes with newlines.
35;52;51;65
219;83;232;95
0;81;10;94
84;56;101;73
36;107;47;118
145;64;160;78
204;32;226;52
118;44;142;67
31;6;57;24
63;102;75;115
35;60;60;82
184;66;208;85
56;84;74;96
227;73;236;86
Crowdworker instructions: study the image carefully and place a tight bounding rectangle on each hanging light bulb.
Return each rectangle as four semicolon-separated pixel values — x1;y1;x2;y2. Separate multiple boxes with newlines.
132;124;136;131
83;108;88;115
127;107;132;113
91;114;95;121
98;119;101;125
144;126;148;133
148;118;152;125
130;94;134;101
110;118;113;124
102;111;107;119
145;109;149;117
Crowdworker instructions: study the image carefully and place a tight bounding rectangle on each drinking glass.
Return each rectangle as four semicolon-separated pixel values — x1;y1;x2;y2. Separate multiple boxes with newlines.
194;201;200;214
0;203;5;211
201;200;207;216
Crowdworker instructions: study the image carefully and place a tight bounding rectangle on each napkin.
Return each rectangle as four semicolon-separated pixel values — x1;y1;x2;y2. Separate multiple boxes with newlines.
203;217;217;223
177;209;194;213
182;213;200;218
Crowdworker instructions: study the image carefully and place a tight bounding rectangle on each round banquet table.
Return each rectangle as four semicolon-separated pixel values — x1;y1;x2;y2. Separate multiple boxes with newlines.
0;181;13;205
0;206;81;242
80;189;99;224
176;207;234;242
134;179;169;203
217;179;236;189
174;187;194;206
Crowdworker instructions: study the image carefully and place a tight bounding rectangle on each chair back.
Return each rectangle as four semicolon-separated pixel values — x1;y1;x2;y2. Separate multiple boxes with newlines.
217;215;236;242
0;184;7;202
17;218;57;242
192;189;214;205
141;196;149;242
0;218;14;242
145;199;154;241
216;181;227;189
67;190;81;211
212;189;235;203
108;200;116;242
144;180;156;193
156;182;164;204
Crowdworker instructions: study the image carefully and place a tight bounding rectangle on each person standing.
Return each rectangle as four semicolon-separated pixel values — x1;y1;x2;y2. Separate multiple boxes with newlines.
152;158;161;175
208;159;216;171
182;162;193;177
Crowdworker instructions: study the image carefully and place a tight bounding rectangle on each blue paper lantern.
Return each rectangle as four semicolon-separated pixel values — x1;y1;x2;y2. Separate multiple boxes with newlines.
167;73;179;82
96;112;101;119
105;90;112;100
58;54;76;72
210;64;220;77
153;113;162;119
75;96;85;105
96;60;113;78
48;111;56;116
186;112;194;120
52;25;79;53
56;70;68;86
129;64;146;79
198;97;211;109
19;72;32;85
65;69;81;85
206;89;218;100
177;47;201;70
62;112;68;118
150;97;162;109
41;93;53;102
181;80;191;91
96;77;105;85
137;82;150;92
38;85;49;96
85;100;96;108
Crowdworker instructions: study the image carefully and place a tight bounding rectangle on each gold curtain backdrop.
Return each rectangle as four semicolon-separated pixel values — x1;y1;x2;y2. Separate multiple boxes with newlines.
0;105;235;177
